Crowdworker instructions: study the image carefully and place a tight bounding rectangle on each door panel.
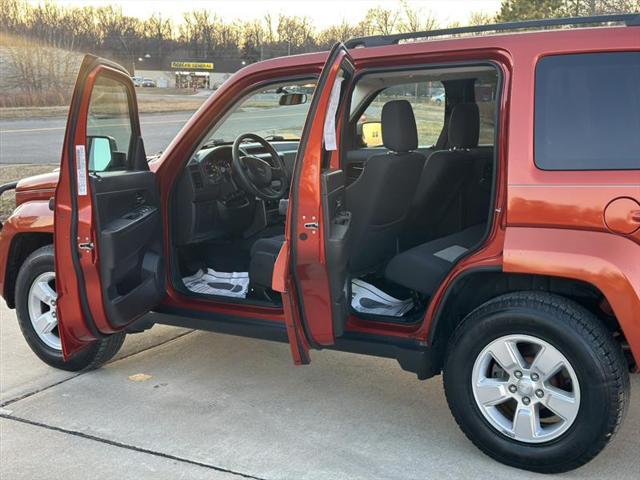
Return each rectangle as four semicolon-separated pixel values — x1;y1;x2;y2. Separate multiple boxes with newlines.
54;55;164;358
321;169;351;337
283;42;355;360
91;171;164;328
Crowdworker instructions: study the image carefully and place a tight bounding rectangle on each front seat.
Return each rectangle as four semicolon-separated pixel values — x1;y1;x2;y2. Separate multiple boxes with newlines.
345;100;426;275
249;234;284;289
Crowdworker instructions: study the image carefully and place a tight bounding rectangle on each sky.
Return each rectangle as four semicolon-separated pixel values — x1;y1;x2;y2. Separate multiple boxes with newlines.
45;0;503;28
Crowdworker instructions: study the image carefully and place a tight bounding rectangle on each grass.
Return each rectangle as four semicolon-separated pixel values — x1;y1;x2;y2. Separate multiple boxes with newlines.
1;95;207;119
0;164;57;221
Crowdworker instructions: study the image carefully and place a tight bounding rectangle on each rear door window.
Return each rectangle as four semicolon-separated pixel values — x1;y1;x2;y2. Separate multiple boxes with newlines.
534;52;640;170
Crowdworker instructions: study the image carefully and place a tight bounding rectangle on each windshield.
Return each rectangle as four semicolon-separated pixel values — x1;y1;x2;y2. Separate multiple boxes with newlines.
206;80;316;143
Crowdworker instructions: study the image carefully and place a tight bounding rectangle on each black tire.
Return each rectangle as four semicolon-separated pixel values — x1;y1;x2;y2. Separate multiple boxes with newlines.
443;291;630;473
15;245;126;372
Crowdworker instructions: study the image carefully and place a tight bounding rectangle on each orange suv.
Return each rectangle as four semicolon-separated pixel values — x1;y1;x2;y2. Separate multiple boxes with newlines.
1;15;638;473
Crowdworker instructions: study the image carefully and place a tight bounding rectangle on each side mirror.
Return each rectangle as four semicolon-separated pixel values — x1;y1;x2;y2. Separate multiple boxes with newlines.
279;93;307;106
361;121;383;147
88;136;117;171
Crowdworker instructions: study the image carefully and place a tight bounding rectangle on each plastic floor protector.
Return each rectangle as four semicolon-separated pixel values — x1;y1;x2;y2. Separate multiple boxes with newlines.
351;279;414;317
183;269;250;298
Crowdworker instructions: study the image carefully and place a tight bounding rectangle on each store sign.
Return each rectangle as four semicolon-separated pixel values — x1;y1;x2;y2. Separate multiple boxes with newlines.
170;61;214;70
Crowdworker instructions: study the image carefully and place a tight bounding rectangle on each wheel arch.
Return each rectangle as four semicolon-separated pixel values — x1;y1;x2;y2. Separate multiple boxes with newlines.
429;227;640;372
429;269;618;353
3;231;54;308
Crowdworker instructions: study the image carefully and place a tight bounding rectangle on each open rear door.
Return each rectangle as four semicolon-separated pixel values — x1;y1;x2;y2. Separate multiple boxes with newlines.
54;55;165;358
272;43;354;364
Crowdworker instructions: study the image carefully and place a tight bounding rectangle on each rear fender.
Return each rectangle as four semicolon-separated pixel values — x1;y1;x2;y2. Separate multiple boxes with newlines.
504;227;640;366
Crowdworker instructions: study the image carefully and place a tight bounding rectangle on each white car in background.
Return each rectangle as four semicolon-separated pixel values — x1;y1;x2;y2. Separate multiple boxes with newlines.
430;92;445;105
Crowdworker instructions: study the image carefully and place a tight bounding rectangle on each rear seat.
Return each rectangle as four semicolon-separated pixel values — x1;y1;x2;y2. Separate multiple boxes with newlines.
384;223;486;296
403;103;490;247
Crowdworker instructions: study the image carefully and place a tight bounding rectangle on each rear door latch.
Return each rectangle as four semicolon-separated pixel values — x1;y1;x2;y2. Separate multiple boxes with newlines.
78;242;94;251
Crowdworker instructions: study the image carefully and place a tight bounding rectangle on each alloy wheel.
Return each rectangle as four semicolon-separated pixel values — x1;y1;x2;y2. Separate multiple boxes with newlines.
471;334;580;443
27;271;60;350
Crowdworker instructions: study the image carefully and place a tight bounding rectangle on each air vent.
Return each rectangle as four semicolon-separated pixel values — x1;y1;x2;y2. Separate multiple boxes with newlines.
190;166;204;189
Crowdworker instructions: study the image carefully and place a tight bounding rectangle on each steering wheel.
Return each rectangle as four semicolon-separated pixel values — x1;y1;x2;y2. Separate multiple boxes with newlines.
231;133;288;201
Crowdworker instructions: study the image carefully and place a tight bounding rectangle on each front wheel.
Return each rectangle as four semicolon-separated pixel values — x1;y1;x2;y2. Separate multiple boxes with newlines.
443;292;629;473
15;245;126;372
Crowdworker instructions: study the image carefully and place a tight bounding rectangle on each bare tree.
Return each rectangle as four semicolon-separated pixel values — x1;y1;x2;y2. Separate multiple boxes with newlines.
399;0;438;33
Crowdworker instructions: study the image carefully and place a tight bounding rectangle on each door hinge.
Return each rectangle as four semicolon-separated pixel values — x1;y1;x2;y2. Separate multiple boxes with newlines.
78;242;94;251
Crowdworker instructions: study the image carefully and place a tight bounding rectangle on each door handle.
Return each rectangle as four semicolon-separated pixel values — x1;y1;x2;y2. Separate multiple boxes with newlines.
631;210;640;223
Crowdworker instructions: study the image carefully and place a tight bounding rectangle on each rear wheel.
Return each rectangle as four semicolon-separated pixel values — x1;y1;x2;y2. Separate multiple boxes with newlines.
15;245;126;372
443;291;629;473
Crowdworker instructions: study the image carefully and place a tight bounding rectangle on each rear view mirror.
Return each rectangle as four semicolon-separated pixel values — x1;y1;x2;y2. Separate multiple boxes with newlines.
279;93;307;106
88;136;117;171
361;121;383;147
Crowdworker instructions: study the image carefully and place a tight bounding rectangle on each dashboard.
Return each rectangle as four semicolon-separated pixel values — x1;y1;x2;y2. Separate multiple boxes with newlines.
173;141;299;246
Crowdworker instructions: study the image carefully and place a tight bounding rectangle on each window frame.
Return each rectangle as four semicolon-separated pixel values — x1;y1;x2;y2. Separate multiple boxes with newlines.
345;61;502;154
533;51;640;172
86;70;138;172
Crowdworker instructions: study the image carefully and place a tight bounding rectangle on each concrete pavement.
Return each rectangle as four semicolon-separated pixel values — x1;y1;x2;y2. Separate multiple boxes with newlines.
1;300;639;479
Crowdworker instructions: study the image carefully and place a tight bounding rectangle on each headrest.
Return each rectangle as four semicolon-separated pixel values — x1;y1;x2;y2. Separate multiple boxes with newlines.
381;100;418;152
449;103;480;149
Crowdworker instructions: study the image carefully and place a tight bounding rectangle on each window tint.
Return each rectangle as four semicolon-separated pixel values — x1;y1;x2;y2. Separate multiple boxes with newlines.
475;79;497;145
87;76;133;171
535;52;640;170
361;81;445;147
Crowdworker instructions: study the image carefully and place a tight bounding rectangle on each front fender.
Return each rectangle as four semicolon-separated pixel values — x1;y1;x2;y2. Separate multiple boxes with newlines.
0;200;54;301
504;227;640;365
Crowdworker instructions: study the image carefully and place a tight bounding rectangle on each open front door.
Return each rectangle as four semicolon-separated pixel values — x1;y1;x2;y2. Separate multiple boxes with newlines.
54;55;165;359
273;43;354;364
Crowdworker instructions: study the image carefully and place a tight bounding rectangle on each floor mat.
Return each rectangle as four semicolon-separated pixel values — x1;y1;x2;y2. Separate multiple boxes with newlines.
351;279;414;317
183;269;250;299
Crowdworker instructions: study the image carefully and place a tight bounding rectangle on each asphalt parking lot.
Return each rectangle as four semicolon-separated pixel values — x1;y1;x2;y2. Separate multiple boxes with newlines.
1;300;639;480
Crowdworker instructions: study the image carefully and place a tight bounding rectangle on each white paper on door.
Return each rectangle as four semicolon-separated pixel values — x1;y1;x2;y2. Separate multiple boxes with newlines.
323;76;344;151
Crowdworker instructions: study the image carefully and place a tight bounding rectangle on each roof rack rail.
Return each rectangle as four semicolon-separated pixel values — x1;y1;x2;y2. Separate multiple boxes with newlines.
345;14;640;49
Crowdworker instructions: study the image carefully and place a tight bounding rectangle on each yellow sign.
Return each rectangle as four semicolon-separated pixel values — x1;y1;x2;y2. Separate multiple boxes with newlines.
362;122;383;147
171;61;214;70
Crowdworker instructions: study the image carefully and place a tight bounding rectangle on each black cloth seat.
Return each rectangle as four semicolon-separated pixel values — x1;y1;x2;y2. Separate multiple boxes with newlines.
249;235;284;288
404;103;488;247
385;224;486;296
345;100;426;275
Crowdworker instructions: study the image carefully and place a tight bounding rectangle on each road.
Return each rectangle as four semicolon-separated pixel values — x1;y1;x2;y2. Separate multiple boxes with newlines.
0;105;309;165
1;301;639;480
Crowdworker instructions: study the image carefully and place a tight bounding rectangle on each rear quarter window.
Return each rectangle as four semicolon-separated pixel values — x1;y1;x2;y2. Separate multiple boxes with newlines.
534;52;640;170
